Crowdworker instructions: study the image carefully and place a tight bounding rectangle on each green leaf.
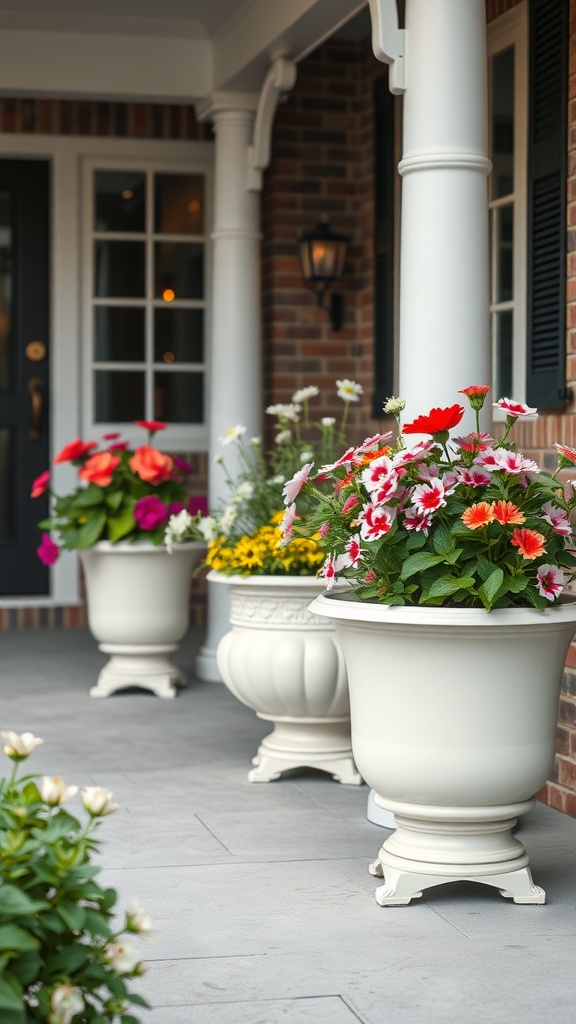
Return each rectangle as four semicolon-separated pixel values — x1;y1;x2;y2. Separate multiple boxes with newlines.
107;506;136;543
400;551;444;581
0;924;40;952
57;903;86;932
406;531;427;551
9;951;40;986
0;1011;26;1024
76;510;107;549
0;886;49;917
0;975;23;1012
478;567;504;612
427;575;475;599
475;554;496;582
73;484;105;508
82;908;113;938
432;522;454;556
105;489;125;513
505;575;529;594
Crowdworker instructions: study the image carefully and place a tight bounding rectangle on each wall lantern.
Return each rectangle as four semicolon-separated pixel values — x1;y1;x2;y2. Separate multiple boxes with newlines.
297;220;348;331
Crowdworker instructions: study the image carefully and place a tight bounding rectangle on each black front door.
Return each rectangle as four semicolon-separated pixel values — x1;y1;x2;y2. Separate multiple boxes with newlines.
0;160;50;595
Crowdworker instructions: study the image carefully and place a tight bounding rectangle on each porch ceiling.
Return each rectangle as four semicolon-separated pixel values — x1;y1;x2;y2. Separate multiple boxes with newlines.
0;0;367;104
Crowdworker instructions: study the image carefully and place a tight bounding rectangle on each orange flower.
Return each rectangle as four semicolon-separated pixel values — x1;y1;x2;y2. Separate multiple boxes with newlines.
491;500;525;526
510;528;546;560
461;502;495;530
78;452;120;488
357;445;393;467
129;445;174;484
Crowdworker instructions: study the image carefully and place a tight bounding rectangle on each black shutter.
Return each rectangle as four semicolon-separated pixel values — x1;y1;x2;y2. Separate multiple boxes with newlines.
526;0;569;408
372;73;396;418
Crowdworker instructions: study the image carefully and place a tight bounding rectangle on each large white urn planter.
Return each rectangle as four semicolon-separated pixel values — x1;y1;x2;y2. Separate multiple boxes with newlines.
310;592;576;906
80;541;204;699
210;572;362;785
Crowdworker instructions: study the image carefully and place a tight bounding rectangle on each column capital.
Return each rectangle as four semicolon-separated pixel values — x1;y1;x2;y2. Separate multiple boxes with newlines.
196;91;259;125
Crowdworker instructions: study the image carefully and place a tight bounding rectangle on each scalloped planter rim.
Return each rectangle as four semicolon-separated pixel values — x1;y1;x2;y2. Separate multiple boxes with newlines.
308;592;576;906
80;541;204;699
209;571;361;784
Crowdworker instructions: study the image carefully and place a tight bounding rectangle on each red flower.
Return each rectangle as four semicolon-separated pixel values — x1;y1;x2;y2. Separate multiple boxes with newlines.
458;386;490;397
135;420;166;433
554;443;576;467
31;470;50;498
129;446;174;484
510;528;546;561
461;502;495;530
54;438;98;464
402;404;464;436
79;452;120;488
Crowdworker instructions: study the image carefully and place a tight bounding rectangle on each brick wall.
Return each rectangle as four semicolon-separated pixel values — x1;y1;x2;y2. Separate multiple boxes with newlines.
261;37;391;447
0;97;209;629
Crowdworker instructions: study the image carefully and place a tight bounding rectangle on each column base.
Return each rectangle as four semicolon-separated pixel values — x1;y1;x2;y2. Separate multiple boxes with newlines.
247;720;363;786
367;797;544;906
90;644;186;699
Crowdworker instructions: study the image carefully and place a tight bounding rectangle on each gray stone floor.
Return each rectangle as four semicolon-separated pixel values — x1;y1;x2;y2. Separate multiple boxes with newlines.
1;627;576;1023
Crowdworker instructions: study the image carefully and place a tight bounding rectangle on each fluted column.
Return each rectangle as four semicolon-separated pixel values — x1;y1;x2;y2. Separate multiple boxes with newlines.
397;0;491;424
195;96;262;681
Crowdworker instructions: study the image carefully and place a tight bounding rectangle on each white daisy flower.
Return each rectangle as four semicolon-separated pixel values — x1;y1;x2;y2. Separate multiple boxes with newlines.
336;379;363;403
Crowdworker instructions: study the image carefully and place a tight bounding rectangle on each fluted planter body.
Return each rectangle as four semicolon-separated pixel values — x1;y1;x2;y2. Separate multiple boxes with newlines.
80;541;204;698
210;572;361;784
309;591;576;905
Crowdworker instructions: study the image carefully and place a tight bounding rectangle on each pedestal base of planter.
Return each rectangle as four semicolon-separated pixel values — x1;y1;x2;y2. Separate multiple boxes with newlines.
90;644;186;699
248;719;362;785
368;797;545;906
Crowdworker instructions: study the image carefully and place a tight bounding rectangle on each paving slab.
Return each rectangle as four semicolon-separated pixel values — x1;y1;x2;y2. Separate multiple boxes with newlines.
1;627;576;1024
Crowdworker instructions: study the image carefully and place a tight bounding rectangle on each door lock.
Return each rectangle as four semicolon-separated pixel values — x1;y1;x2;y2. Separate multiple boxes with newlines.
25;341;46;362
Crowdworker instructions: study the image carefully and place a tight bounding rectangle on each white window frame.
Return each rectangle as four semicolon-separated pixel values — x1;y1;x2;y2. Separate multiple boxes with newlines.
0;134;212;607
81;150;212;453
488;1;528;416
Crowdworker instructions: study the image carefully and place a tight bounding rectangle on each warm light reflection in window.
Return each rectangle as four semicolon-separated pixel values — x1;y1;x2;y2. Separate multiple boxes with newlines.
162;288;175;302
122;189;133;200
163;351;175;363
187;200;201;213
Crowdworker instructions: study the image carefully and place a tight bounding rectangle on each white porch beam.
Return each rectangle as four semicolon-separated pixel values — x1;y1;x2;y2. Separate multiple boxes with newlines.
0;30;211;103
195;93;262;682
371;0;492;425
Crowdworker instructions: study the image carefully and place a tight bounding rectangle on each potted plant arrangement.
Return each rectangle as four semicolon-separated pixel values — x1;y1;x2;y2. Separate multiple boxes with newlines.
165;381;376;785
32;421;205;699
0;730;150;1022
285;386;576;905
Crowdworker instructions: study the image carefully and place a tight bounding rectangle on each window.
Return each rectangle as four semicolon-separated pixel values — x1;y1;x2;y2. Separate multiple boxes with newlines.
488;4;528;406
83;160;209;448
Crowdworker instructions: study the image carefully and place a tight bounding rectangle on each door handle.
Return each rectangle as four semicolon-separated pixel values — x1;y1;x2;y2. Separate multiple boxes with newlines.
28;376;44;441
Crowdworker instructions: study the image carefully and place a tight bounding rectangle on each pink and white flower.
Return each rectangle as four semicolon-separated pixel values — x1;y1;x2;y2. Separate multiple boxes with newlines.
453;432;494;452
536;564;565;601
318;447;357;474
360;456;399;503
393;439;435;467
341;494;359;515
494;398;537;418
357;431;393;452
540;500;572;537
321;553;339;590
411;478;446;515
282;463;313;505
493;449;540;475
473;447;500;470
339;534;363;568
357;503;396;541
104;940;142;975
280;502;297;545
403;508;433;534
456;467;493;487
319;522;330;538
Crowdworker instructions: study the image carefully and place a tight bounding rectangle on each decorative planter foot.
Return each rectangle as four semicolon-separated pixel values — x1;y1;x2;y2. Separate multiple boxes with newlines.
247;720;362;785
368;798;546;907
90;645;185;699
248;747;362;785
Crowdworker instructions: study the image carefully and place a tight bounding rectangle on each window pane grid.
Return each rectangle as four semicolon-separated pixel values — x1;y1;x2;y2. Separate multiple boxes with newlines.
91;167;206;425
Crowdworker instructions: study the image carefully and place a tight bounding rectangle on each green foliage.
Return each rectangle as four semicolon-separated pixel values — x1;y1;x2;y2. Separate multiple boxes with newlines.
0;742;150;1023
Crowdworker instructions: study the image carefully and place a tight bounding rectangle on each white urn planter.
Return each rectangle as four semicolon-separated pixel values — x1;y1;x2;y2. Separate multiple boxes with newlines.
309;592;576;906
209;572;362;785
80;541;204;699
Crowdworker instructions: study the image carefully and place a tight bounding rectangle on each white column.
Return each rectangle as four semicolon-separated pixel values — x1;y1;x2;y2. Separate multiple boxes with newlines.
397;0;491;424
195;96;262;682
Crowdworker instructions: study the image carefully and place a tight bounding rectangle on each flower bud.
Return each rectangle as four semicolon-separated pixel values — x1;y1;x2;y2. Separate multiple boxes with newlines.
40;777;78;806
1;731;43;761
81;786;120;817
